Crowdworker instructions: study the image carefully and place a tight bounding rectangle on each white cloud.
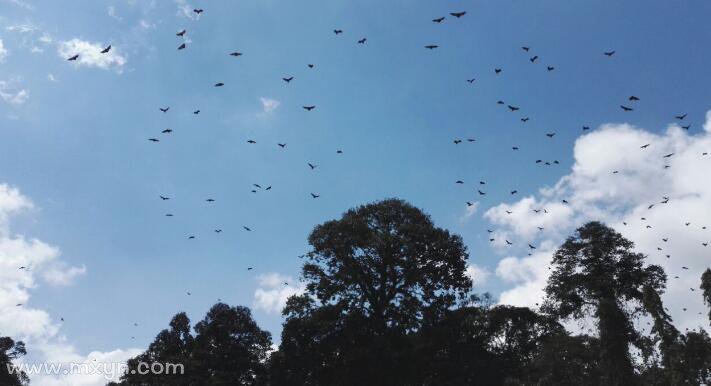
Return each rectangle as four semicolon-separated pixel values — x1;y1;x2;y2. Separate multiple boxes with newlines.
0;39;8;62
175;0;196;19
260;97;280;114
0;78;30;106
487;113;711;332
57;38;126;72
0;183;139;385
460;201;480;223
107;5;122;21
1;0;34;10
47;73;59;82
466;264;491;288
253;273;305;314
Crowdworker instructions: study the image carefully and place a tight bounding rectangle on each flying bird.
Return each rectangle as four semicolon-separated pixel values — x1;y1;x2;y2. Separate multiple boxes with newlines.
432;17;445;23
229;52;242;57
604;50;616;56
193;8;204;14
450;11;466;17
424;45;439;50
303;105;316;111
507;105;519;112
67;54;79;61
159;107;169;113
357;38;367;44
214;82;224;87
283;76;294;83
176;29;186;36
243;226;251;231
494;68;502;74
620;105;633;111
100;45;111;53
159;195;170;200
334;29;343;34
162;128;172;133
178;43;186;50
310;193;320;198
629;96;640;101
308;163;318;169
675;113;687;120
148;138;159;142
530;56;538;63
546;66;555;71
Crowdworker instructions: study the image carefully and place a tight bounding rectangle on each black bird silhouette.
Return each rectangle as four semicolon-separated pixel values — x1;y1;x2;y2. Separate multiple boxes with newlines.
466;78;476;83
640;144;650;149
229;52;242;57
334;29;343;34
530;56;538;63
477;190;486;195
511;190;518;195
100;45;111;53
521;117;529;122
522;46;530;51
425;45;439;49
148;138;159;142
455;180;464;184
675;113;687;120
453;139;462;144
178;43;186;50
278;143;287;148
243;226;251;231
663;153;674;158
507;105;519;112
303;105;316;111
159;195;170;200
582;126;590;131
681;125;691;130
450;11;466;17
432;17;445;23
247;140;256;144
283;76;294;83
206;198;215;202
188;236;195;239
629;96;640;101
604;50;616;56
311;193;320;198
67;54;79;61
528;244;536;249
620;105;633;112
176;29;186;36
162;129;172;133
307;64;314;68
357;38;367;44
546;133;556;138
308;163;318;169
159;107;169;113
494;68;502;74
547;66;555;71
467;138;476;142
193;8;204;14
214;82;224;87
214;229;222;233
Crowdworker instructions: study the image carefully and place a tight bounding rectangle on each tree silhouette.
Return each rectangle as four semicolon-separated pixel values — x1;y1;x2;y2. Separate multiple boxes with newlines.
542;221;668;386
116;303;271;386
0;336;28;386
302;198;472;331
702;269;711;324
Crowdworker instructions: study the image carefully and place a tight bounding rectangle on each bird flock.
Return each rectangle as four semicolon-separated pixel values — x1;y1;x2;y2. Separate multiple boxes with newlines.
50;5;711;328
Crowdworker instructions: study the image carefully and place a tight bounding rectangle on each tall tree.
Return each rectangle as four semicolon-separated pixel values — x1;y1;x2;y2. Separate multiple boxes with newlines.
302;198;472;332
0;336;28;386
273;199;473;385
542;221;668;386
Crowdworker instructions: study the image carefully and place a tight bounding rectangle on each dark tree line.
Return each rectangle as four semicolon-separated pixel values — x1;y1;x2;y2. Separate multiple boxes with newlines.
3;199;709;385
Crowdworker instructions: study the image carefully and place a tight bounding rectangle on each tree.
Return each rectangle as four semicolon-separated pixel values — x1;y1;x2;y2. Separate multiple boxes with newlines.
702;269;711;324
542;221;668;386
302;198;472;332
117;303;271;386
0;336;28;386
192;303;272;385
272;199;474;385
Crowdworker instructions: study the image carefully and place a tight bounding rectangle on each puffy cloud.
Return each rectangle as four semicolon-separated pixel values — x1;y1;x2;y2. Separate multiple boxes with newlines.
0;78;30;106
253;273;305;314
0;183;138;385
0;39;8;62
57;39;126;72
487;113;711;332
466;264;491;288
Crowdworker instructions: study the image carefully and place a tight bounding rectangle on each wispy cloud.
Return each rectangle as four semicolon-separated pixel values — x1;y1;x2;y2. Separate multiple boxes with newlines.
47;73;59;82
260;97;280;114
0;78;29;106
1;0;34;10
57;38;126;72
175;0;196;19
0;39;7;62
107;5;122;21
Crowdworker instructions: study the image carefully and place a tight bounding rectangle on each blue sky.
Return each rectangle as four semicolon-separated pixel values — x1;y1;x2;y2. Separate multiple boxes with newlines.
1;0;711;381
